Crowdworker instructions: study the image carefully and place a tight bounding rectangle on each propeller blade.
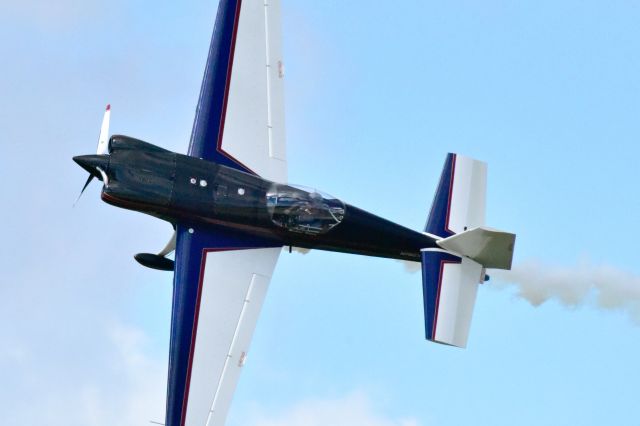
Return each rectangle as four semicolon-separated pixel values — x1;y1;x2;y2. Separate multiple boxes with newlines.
73;174;95;206
96;104;111;155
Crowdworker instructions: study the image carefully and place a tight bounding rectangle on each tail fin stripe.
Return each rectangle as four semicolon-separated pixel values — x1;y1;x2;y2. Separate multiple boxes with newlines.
432;258;461;339
422;249;462;341
425;153;457;238
444;154;457;236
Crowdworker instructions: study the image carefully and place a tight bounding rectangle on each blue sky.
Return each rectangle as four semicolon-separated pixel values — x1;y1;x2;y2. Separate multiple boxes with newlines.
2;0;640;425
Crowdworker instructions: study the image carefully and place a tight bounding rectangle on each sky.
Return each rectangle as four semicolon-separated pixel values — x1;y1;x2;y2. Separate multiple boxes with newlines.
1;0;640;425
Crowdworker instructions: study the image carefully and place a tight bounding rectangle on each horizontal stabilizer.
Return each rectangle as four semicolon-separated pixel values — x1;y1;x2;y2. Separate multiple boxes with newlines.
421;153;516;348
425;154;487;238
436;227;515;270
421;249;483;348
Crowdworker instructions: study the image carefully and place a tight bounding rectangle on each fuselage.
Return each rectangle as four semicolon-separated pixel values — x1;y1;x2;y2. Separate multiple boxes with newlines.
78;135;437;262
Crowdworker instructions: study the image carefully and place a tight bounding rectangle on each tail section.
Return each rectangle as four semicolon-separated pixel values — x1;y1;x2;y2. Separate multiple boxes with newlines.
421;249;483;348
425;153;487;238
437;226;515;270
421;153;515;348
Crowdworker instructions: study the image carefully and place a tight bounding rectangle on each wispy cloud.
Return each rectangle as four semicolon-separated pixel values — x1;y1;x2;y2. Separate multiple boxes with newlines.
2;322;166;426
493;259;640;322
246;392;420;426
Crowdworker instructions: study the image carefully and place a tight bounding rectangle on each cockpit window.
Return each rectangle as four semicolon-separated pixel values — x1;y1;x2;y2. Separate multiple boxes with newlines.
266;184;345;235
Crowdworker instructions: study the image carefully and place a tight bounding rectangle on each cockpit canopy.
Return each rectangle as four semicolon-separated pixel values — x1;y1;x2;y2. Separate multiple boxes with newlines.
266;184;345;235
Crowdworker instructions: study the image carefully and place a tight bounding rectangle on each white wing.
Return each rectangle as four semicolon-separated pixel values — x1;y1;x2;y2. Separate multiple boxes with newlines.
221;0;287;182
188;0;287;183
185;247;281;426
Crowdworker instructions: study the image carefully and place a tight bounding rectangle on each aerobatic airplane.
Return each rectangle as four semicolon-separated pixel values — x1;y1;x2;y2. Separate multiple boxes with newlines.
73;1;516;425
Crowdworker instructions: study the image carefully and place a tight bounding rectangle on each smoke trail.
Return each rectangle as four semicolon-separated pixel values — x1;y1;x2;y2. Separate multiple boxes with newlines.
286;246;311;255
492;260;640;322
399;260;421;274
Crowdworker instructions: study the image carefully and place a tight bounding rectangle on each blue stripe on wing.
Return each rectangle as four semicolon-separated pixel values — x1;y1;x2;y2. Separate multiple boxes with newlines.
165;223;280;426
187;0;255;175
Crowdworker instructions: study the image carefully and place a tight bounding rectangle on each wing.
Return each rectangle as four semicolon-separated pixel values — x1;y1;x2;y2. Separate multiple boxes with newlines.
188;0;287;183
165;223;282;426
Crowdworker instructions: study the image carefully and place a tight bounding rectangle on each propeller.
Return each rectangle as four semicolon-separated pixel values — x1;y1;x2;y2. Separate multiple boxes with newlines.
97;104;111;155
73;104;111;205
73;174;95;206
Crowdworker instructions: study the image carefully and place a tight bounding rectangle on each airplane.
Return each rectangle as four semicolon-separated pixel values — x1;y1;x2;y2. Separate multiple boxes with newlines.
73;1;516;425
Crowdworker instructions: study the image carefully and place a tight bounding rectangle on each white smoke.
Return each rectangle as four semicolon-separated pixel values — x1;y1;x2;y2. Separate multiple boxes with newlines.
288;246;311;255
398;260;421;274
492;260;640;322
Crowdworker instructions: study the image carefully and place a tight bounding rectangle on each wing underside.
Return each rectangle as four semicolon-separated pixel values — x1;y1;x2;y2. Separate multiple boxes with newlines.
167;2;287;423
188;0;287;183
165;224;281;426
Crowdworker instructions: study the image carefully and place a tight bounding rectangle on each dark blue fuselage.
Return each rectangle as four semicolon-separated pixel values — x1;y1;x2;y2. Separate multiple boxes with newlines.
96;135;437;262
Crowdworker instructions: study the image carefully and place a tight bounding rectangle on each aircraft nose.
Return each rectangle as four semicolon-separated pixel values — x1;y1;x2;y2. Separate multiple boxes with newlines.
73;155;110;179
